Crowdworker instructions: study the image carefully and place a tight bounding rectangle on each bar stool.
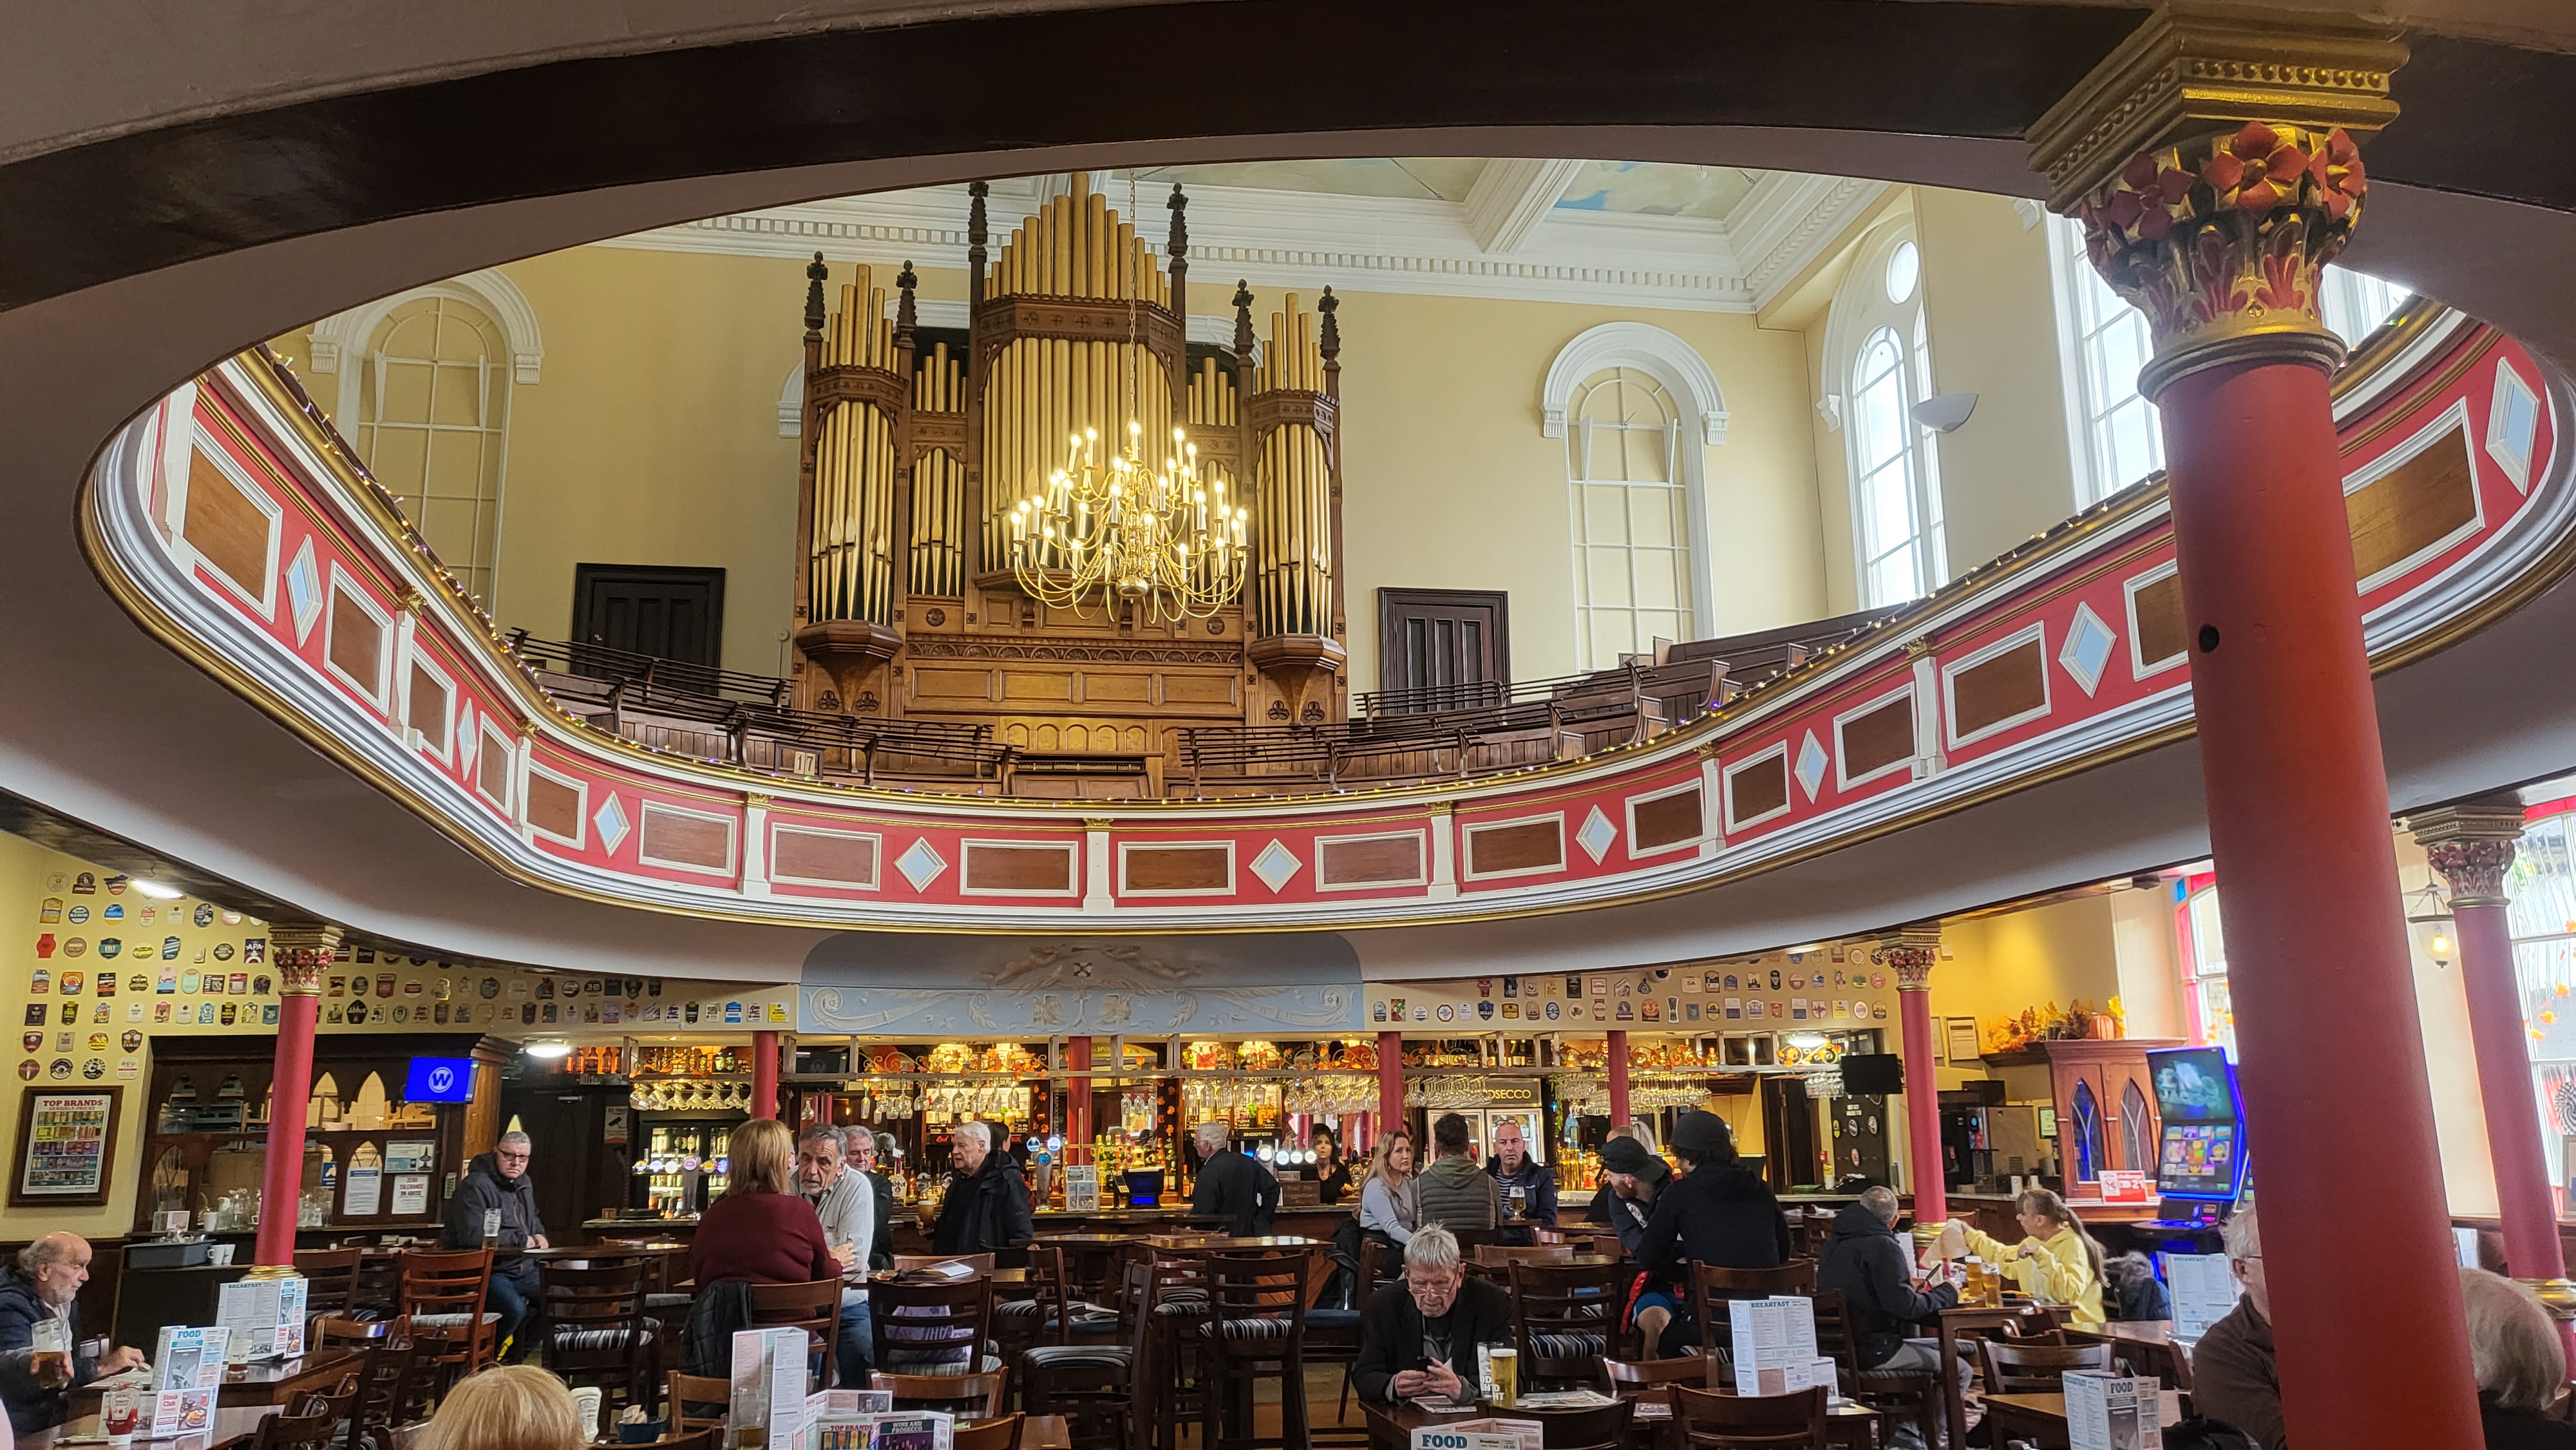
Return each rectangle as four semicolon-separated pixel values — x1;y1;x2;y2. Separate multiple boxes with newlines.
1133;1246;1213;1450
1195;1249;1313;1450
1018;1342;1133;1450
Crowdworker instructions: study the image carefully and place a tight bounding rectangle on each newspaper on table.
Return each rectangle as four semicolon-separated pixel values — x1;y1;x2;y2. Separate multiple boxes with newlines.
1408;1420;1543;1450
152;1326;231;1391
2162;1253;2242;1342
731;1327;812;1448
808;1407;952;1450
216;1274;309;1361
2063;1371;2164;1450
1728;1295;1835;1397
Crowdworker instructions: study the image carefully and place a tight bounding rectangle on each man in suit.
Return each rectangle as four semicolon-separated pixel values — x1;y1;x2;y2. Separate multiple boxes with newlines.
1188;1121;1276;1236
1354;1226;1514;1404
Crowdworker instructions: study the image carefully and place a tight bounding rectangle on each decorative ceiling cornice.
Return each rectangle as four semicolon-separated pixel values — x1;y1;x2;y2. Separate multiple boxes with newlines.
589;171;1888;315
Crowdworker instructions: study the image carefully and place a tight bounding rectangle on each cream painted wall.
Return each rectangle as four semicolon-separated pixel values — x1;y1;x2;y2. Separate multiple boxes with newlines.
2395;833;2501;1218
1928;896;2123;1091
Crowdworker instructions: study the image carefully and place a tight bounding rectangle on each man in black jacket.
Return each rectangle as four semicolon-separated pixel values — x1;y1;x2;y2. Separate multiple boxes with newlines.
1188;1122;1276;1236
440;1131;547;1360
844;1126;897;1271
929;1120;1034;1256
1354;1226;1514;1404
1817;1185;1964;1446
1638;1111;1790;1356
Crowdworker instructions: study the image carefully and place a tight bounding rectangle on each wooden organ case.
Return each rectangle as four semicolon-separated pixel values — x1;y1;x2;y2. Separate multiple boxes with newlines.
790;176;1349;799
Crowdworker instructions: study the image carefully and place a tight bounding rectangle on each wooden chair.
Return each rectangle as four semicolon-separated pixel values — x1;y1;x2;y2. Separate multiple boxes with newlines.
328;1317;422;1450
665;1371;729;1435
1474;1243;1575;1268
1510;1260;1634;1389
872;1273;998;1380
397;1248;498;1391
956;1414;1025;1450
869;1369;1011;1418
745;1277;844;1391
1689;1261;1817;1358
1977;1339;2113;1393
352;1254;404;1321
1132;1246;1215;1450
626;1432;715;1450
1195;1250;1312;1450
1811;1289;1938;1450
1602;1354;1714;1398
314;1313;400;1353
995;1245;1072;1366
896;1253;997;1274
295;1248;366;1319
541;1259;655;1432
1667;1382;1830;1449
1020;1342;1137;1450
1499;1398;1635;1450
251;1391;345;1450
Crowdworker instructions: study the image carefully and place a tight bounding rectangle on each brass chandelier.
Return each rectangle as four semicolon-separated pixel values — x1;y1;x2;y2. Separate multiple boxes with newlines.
1009;420;1248;621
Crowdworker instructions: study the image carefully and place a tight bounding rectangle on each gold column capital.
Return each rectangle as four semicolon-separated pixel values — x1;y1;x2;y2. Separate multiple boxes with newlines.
265;920;346;996
2028;4;2409;397
2407;796;2527;907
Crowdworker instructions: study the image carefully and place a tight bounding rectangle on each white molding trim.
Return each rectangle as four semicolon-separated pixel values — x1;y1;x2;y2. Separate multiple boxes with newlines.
1734;174;1889;309
306;269;545;386
1541;323;1728;446
1462;159;1586;254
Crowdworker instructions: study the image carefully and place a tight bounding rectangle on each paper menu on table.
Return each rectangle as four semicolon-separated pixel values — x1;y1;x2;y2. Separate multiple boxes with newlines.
147;1388;216;1438
1727;1295;1819;1366
2063;1371;2163;1450
151;1326;231;1391
1408;1426;1540;1450
732;1327;810;1446
216;1279;281;1361
2163;1253;2242;1341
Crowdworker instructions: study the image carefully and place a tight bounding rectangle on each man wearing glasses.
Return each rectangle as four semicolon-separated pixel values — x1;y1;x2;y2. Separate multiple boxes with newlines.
441;1130;549;1361
1353;1226;1513;1404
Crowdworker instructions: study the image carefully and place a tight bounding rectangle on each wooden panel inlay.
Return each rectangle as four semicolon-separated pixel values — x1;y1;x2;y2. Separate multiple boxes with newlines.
772;828;878;886
1950;639;2048;740
1162;675;1239;706
1727;756;1789;827
1839;695;1915;782
962;842;1078;894
641;805;732;871
1631;786;1703;851
526;773;581;840
1083;674;1152;704
1466;818;1563;876
2350;424;2477;581
1122;845;1231;893
2130;572;2188;670
328;587;383;695
1002;671;1076;702
406;662;449;749
911;668;990;700
477;735;511;805
184;450;272;601
1318;834;1423;888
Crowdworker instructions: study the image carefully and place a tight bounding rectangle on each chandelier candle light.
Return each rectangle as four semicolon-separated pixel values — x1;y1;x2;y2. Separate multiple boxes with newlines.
1010;420;1248;619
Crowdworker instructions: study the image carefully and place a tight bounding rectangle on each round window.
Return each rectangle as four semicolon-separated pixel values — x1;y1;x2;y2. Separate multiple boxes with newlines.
1884;240;1921;305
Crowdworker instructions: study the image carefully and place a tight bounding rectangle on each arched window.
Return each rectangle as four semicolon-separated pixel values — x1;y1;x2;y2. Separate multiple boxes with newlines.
1828;232;1944;607
307;271;540;611
2321;266;2414;348
1566;368;1692;668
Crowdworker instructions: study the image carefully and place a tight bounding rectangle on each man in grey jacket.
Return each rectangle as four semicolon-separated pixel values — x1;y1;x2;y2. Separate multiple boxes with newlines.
1412;1113;1500;1232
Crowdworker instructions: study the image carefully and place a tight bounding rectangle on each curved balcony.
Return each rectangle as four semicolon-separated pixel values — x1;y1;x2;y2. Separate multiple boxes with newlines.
81;305;2569;932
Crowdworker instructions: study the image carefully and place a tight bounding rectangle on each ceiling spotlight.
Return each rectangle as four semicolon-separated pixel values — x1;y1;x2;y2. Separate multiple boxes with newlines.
524;1040;573;1060
131;880;183;900
1785;1032;1830;1051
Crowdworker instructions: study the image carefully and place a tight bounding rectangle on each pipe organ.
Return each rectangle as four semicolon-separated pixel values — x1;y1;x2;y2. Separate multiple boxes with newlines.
789;176;1349;796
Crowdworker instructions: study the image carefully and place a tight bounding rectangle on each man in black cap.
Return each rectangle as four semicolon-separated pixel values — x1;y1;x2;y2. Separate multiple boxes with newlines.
1586;1126;1665;1236
1638;1110;1792;1356
1593;1132;1678;1348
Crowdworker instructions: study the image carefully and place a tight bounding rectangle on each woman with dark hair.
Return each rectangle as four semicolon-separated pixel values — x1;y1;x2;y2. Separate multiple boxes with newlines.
1636;1111;1791;1355
1309;1125;1354;1205
1945;1188;2108;1330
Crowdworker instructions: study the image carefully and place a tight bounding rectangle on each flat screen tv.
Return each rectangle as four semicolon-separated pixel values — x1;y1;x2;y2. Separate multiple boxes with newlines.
2148;1045;2248;1202
404;1056;475;1104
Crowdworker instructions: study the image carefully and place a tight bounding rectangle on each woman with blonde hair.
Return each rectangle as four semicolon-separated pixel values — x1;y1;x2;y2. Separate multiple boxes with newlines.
1358;1131;1418;1248
1942;1187;2107;1329
2461;1267;2576;1447
417;1365;584;1450
687;1118;836;1288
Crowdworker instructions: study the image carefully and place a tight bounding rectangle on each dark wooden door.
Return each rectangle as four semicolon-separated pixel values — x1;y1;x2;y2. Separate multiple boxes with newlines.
1377;588;1509;711
571;565;725;668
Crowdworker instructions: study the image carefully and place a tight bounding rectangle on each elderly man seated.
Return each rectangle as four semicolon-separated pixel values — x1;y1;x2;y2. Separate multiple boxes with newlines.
1354;1225;1515;1405
0;1234;145;1436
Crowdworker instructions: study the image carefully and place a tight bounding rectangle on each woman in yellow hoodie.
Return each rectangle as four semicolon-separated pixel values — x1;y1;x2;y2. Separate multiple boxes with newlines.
1946;1188;2107;1330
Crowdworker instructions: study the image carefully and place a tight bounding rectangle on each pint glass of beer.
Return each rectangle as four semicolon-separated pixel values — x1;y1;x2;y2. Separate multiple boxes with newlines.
29;1319;69;1385
1488;1347;1518;1407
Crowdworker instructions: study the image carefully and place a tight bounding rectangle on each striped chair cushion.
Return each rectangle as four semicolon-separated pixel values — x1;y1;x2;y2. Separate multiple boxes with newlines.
551;1326;638;1353
1198;1317;1296;1341
1151;1300;1208;1319
1858;1365;1932;1387
1021;1344;1135;1371
999;1297;1113;1321
881;1351;1005;1377
1528;1332;1607;1361
410;1312;499;1330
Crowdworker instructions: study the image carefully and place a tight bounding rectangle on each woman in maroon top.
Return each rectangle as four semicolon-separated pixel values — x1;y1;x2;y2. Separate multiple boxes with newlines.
689;1119;837;1286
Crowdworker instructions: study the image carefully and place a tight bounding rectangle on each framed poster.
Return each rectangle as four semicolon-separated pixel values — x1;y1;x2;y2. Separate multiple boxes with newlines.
13;1086;123;1207
1943;1017;1983;1065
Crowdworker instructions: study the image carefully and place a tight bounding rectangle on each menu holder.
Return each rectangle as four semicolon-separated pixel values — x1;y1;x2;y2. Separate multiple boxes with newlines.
2063;1371;2163;1450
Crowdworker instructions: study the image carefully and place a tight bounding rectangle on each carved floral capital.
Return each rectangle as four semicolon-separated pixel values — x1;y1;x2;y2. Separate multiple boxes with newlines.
267;921;346;996
1873;943;1938;989
2425;838;2517;907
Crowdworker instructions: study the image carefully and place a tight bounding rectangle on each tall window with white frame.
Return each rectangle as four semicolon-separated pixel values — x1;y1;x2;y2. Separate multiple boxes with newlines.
1839;234;1945;608
355;296;513;607
1566;366;1693;670
2052;216;2415;505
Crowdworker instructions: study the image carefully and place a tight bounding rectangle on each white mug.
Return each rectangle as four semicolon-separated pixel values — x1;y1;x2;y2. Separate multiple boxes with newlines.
207;1245;235;1266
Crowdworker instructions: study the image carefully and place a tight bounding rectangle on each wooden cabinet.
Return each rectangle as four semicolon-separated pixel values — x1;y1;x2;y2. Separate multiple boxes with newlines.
1980;1039;2181;1189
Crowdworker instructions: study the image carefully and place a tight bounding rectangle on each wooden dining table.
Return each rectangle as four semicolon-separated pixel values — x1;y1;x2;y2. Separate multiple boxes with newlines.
70;1350;362;1413
2068;1319;2193;1389
1917;1302;2066;1450
1369;1391;1880;1450
1979;1388;2188;1448
26;1402;279;1450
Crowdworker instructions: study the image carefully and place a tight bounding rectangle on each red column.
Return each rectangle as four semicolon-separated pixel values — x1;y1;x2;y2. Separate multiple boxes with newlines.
1377;1030;1405;1131
256;928;337;1266
1880;932;1946;1225
2414;804;2575;1356
752;1030;781;1121
1067;1037;1094;1164
1606;1031;1631;1128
